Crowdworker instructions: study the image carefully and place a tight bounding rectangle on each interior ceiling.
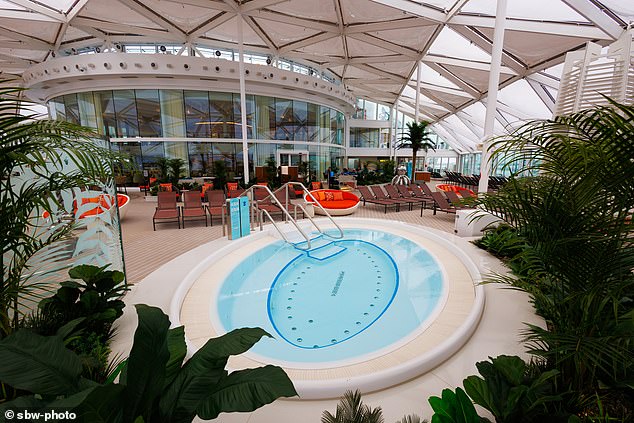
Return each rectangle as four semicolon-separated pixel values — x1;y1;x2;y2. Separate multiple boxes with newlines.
0;0;629;153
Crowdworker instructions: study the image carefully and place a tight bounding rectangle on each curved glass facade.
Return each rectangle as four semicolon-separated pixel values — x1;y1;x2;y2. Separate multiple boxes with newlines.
49;90;345;180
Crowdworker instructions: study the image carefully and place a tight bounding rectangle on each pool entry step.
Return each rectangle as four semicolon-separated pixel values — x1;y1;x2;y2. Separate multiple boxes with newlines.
292;234;347;261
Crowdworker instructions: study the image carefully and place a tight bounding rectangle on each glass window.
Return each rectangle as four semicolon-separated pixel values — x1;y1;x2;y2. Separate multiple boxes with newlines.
232;94;255;139
293;100;308;141
209;92;234;138
113;90;139;137
136;89;162;137
140;141;164;173
213;143;236;174
319;106;330;143
96;91;117;138
184;90;211;138
255;95;275;140
307;103;319;142
364;101;377;120
378;104;391;121
188;142;213;177
63;94;80;125
77;92;99;131
117;142;142;172
160;90;185;137
274;99;293;141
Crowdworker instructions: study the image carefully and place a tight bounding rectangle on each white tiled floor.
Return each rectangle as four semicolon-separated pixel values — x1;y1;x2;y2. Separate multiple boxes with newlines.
115;188;540;422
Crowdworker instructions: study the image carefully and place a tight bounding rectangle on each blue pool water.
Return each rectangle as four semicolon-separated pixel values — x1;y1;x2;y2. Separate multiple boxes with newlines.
216;229;444;364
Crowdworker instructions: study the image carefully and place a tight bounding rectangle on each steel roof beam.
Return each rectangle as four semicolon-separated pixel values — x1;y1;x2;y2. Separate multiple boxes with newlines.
562;0;624;39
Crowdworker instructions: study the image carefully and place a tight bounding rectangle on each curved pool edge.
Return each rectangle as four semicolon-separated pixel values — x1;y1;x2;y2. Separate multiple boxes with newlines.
170;218;486;399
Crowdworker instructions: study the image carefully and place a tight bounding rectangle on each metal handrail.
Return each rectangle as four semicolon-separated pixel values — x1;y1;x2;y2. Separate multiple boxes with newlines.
238;184;313;250
282;182;344;240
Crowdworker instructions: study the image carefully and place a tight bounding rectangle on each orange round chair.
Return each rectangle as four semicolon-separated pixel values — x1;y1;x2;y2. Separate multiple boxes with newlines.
43;193;130;220
435;184;475;197
306;189;360;216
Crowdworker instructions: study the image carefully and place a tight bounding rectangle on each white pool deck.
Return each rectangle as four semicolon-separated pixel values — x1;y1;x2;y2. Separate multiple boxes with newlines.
112;196;541;422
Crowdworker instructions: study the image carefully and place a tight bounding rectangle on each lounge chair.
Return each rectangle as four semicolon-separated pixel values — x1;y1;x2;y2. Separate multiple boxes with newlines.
226;187;245;198
357;186;399;213
396;184;428;209
425;191;457;216
370;185;410;210
206;190;226;226
444;191;474;210
153;191;180;230
181;191;208;228
384;184;419;211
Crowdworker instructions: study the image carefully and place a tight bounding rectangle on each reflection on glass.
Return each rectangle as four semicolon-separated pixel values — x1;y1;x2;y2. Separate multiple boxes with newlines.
64;94;80;125
255;96;275;140
307;103;318;142
188;142;213;177
77;92;99;131
233;94;255;139
136;89;162;137
275;99;293;141
160;90;185;137
96;91;117;138
209;92;234;138
141;142;164;172
293;100;308;142
184;90;211;137
319;106;330;143
113;90;139;137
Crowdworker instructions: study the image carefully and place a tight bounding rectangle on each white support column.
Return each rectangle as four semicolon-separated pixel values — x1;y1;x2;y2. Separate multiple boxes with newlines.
393;100;400;162
388;105;395;160
479;0;507;195
237;14;250;184
415;62;421;122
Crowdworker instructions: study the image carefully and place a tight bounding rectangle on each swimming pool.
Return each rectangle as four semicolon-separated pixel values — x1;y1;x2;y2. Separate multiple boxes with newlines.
217;229;446;366
173;219;484;398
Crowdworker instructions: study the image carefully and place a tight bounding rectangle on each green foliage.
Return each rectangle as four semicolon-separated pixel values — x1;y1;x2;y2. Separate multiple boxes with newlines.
0;82;124;338
463;355;562;423
264;156;280;189
473;100;634;417
428;388;489;423
396;414;428;423
167;158;185;185
38;265;128;337
213;160;228;190
399;121;435;170
156;157;170;183
472;224;526;260
321;390;384;423
0;304;297;422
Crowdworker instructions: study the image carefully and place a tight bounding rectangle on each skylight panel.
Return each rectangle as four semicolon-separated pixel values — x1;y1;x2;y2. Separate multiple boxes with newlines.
428;27;491;61
416;63;461;89
37;0;75;13
497;79;552;120
462;0;589;23
598;0;634;24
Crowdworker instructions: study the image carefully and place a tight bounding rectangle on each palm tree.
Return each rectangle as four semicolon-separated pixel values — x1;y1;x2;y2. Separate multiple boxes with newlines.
0;82;123;337
473;100;634;414
322;390;384;423
398;121;435;172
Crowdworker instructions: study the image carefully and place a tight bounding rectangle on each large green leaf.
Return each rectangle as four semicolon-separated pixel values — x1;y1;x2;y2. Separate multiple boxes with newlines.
197;365;297;419
0;330;82;395
123;304;171;422
463;376;498;417
158;327;271;422
429;388;484;423
74;384;126;423
164;326;187;389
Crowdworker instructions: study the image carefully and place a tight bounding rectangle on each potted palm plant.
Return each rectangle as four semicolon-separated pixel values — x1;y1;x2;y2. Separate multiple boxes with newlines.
398;121;435;178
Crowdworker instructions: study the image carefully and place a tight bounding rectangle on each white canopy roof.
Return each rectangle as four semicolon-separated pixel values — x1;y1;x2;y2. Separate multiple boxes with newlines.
0;0;629;151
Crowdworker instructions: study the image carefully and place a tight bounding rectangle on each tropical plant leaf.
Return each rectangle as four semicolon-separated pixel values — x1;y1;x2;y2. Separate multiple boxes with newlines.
197;365;297;420
164;326;186;389
122;304;170;422
74;384;126;423
158;327;271;422
0;329;82;395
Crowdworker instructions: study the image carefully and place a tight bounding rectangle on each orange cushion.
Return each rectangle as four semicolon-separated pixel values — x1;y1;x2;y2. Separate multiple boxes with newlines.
159;183;172;192
332;191;344;201
319;200;358;209
227;182;238;190
324;191;335;201
314;191;325;201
